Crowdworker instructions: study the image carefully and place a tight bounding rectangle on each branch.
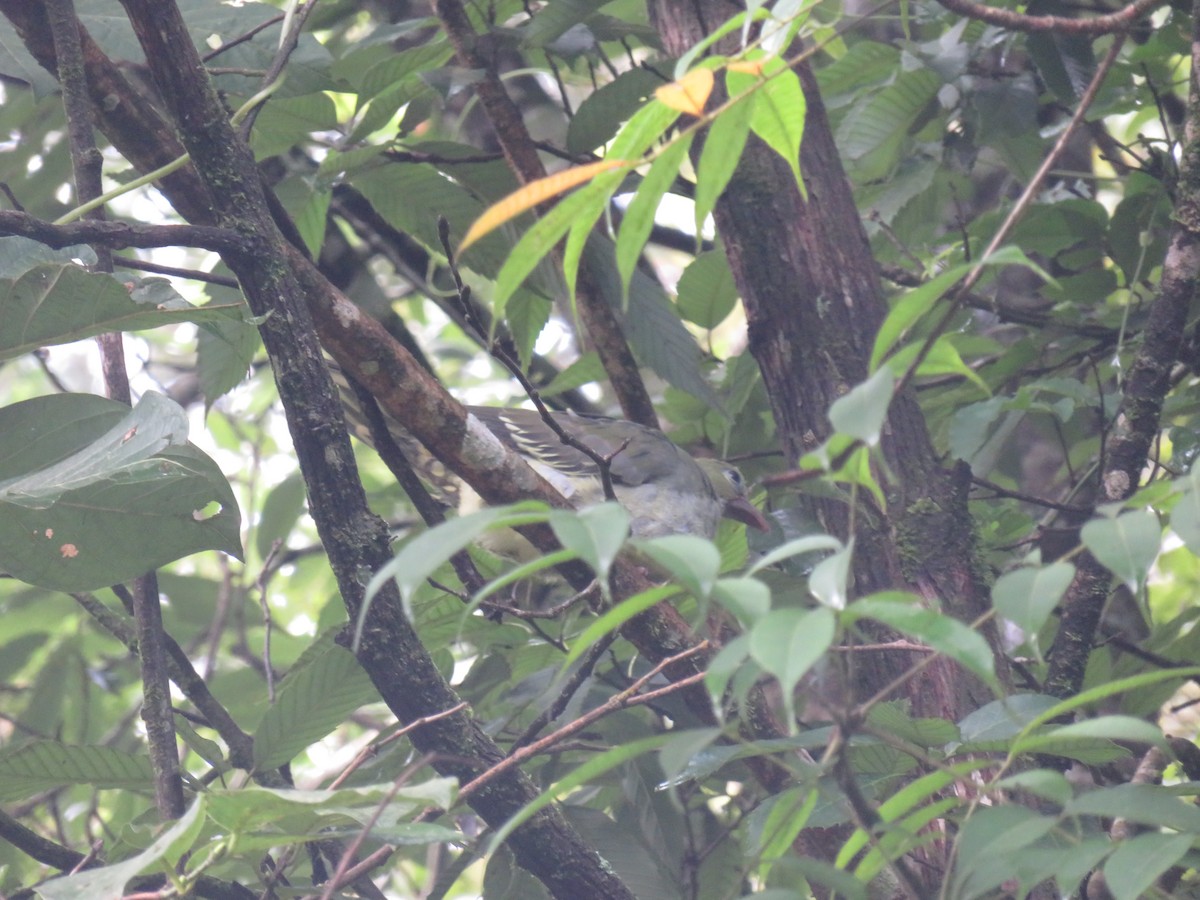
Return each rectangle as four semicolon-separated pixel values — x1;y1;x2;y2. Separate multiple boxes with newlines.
935;0;1165;34
0;211;245;253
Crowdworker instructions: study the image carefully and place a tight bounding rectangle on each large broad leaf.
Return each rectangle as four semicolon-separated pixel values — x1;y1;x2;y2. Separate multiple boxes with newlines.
0;740;154;801
0;263;243;360
1080;508;1161;585
584;236;723;406
0;393;242;591
253;641;381;769
568;66;668;155
37;795;206;900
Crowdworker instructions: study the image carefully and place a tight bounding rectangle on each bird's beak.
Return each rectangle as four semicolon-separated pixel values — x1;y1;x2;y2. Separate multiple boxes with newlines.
723;497;771;532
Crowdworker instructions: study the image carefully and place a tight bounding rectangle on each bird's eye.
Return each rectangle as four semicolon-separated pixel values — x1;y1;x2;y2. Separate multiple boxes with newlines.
726;468;742;487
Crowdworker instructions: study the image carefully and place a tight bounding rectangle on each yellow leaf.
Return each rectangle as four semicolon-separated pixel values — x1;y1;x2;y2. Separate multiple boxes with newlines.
655;68;714;116
727;59;764;76
458;159;626;254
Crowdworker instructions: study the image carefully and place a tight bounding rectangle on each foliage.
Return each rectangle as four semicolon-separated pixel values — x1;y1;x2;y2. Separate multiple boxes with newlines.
1;0;1199;898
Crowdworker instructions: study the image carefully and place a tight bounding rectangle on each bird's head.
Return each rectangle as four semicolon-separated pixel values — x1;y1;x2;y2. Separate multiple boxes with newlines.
696;459;771;532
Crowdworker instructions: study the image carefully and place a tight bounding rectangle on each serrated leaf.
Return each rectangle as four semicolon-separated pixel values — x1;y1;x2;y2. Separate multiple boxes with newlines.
0;740;154;801
694;89;755;233
253;644;380;768
568;67;667;155
0;393;242;591
490;170;625;320
676;250;738;328
583;236;723;406
865;702;960;747
197;311;259;411
616;135;695;305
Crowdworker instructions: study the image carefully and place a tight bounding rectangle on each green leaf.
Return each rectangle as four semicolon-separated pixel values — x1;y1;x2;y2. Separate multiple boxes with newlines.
616;135;695;305
865;702;960;748
635;533;722;598
828;368;895;446
608;98;682;160
0;264;242;360
728;61;805;189
363;501;553;628
836;66;942;180
1067;783;1200;830
568;67;667;155
255;473;307;563
694;89;755;234
748;533;841;576
749;607;836;724
869;247;1045;373
1011;716;1164;759
848;593;997;687
1169;472;1200;553
992;561;1075;635
253;644;381;769
37;796;206;900
712;575;772;624
549;502;630;586
808;540;853;609
540;352;605;397
196;310;260;411
0;393;242;592
492;171;622;320
564;585;679;666
1081;509;1161;585
250;92;338;159
951;805;1060;899
1102;832;1192;900
869;264;968;372
885;334;991;395
584;236;723;406
0;740;154;801
676;249;738;328
486;734;672;854
204;781;457;849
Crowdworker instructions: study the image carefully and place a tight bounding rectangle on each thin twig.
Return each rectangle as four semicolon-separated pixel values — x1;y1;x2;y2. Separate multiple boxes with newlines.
457;643;711;803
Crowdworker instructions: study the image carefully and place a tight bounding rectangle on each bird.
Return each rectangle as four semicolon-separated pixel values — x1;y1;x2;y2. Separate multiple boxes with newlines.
327;359;770;541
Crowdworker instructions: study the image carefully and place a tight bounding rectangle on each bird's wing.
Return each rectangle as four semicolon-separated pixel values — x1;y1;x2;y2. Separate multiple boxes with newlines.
469;407;685;487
